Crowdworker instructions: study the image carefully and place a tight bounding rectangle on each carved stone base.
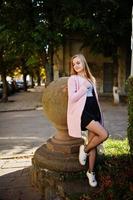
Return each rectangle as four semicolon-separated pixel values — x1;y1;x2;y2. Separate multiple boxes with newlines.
31;137;90;199
31;160;89;200
32;136;85;172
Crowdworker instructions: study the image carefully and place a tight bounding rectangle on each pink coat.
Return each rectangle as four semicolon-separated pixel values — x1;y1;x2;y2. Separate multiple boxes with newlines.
67;75;103;138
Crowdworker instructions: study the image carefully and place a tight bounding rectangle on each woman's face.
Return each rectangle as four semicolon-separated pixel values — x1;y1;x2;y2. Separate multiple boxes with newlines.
72;56;84;74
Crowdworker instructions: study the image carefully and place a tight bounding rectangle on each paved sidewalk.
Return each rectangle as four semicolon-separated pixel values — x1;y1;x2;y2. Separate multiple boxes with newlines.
0;86;44;112
0;88;128;200
0;87;45;200
0;158;43;200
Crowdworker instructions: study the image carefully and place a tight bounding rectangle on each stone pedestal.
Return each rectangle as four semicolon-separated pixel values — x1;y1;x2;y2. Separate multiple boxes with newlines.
31;77;88;199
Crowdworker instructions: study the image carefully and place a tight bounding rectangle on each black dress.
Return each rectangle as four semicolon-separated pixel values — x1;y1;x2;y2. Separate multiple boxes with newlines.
81;89;101;131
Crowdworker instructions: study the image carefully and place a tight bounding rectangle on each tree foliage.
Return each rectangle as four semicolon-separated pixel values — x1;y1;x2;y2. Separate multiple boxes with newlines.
127;76;133;155
0;0;132;100
63;0;132;57
0;0;36;98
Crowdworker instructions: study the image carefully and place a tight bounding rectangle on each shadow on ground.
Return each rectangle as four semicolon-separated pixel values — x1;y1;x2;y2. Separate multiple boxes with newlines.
0;167;43;200
0;155;132;200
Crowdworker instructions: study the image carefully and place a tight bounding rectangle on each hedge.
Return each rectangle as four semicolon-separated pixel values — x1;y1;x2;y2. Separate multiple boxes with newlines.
127;76;133;155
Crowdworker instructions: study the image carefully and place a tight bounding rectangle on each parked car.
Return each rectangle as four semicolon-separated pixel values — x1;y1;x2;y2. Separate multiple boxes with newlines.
0;81;18;98
16;80;24;90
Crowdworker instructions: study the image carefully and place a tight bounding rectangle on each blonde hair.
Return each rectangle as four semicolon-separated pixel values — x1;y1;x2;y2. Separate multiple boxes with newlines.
70;54;95;84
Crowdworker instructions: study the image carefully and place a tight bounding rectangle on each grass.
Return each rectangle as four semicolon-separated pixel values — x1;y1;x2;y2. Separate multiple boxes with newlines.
77;138;133;200
103;138;130;156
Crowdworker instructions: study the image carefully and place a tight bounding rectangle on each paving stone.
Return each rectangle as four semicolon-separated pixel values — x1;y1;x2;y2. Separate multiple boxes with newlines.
0;167;42;200
1;159;31;169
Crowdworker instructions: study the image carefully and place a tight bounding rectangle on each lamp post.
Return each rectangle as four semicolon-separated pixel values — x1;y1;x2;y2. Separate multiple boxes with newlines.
131;6;133;76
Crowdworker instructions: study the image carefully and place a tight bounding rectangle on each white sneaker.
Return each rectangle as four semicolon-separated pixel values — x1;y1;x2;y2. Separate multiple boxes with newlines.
79;145;87;165
86;171;97;187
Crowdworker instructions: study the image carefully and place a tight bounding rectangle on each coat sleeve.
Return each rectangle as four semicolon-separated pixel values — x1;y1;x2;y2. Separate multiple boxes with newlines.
68;76;87;103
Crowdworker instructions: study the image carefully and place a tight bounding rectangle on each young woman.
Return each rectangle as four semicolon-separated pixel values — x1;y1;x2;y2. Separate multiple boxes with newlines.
67;54;108;187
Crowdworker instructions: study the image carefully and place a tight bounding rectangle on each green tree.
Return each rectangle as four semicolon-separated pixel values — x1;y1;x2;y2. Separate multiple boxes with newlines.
63;0;132;57
13;0;36;91
127;77;133;156
0;0;37;95
1;0;132;97
33;0;66;83
34;0;132;79
0;25;17;101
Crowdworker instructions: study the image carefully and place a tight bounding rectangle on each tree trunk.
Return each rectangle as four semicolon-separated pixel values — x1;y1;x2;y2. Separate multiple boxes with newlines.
21;58;28;91
1;72;8;102
31;75;34;88
45;45;54;86
23;73;27;91
49;46;54;82
117;47;126;95
36;69;41;86
45;62;51;86
112;55;118;86
127;76;133;156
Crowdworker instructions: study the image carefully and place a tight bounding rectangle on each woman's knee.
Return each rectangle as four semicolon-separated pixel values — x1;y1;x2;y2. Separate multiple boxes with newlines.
102;130;109;141
87;121;109;141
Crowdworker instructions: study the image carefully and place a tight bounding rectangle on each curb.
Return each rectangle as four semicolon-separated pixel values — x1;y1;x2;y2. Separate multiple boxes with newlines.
0;108;35;113
0;106;43;113
0;154;34;160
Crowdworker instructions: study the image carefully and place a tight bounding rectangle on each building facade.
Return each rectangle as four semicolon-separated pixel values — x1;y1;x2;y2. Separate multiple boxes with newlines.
53;36;130;95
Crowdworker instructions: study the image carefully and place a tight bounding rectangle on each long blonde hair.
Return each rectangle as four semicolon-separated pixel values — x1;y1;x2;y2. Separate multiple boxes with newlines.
70;54;95;84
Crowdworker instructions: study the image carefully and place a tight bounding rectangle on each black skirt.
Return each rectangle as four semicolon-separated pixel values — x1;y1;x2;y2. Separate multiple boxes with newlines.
81;96;101;131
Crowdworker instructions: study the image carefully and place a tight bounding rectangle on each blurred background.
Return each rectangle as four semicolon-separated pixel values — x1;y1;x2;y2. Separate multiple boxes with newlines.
0;0;132;102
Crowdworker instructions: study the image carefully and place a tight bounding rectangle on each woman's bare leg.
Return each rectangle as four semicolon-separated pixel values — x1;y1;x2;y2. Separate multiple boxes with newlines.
87;131;95;144
85;132;96;172
88;148;96;172
85;120;108;152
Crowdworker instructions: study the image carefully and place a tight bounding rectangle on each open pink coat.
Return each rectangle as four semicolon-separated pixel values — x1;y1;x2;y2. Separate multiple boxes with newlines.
67;75;103;138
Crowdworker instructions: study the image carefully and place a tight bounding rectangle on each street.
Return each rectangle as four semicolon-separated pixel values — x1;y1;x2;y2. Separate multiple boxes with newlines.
0;110;56;158
0;101;128;159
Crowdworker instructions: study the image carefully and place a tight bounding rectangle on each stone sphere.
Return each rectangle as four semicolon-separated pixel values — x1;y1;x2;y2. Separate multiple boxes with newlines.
32;77;84;174
42;77;68;130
